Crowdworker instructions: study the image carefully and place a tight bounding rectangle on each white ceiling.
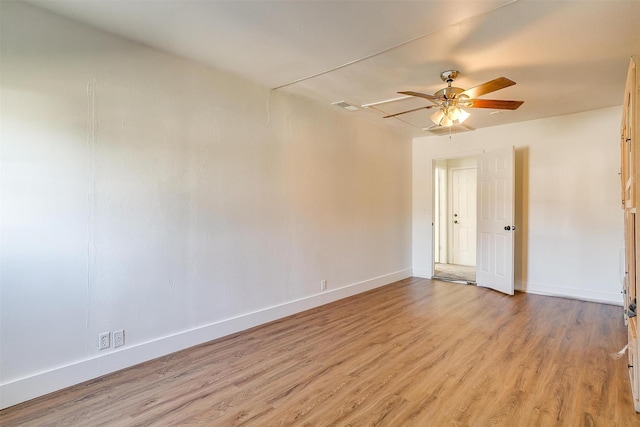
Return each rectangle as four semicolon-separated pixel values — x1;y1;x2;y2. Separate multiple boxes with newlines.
26;0;640;136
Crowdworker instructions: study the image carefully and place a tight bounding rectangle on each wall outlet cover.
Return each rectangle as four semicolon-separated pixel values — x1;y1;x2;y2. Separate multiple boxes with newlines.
113;330;125;348
98;332;110;350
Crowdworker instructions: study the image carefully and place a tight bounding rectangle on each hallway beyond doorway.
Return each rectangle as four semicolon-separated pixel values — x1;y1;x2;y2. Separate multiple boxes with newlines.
434;263;476;283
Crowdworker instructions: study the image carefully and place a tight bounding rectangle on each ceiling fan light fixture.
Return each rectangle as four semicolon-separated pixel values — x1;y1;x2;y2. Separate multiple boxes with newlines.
455;108;470;124
448;107;461;121
430;107;469;127
440;114;454;127
430;109;445;125
430;109;454;127
457;94;473;107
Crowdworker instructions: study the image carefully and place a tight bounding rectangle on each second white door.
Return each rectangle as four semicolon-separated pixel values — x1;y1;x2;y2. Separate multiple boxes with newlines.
451;167;477;266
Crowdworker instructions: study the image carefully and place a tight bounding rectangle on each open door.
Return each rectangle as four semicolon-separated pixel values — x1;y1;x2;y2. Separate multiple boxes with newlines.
476;146;515;295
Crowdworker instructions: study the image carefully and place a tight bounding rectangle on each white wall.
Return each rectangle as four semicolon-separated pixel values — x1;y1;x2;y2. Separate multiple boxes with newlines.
0;2;412;408
413;106;624;304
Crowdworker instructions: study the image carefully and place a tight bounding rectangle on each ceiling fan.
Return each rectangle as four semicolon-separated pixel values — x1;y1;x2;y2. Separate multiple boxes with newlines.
384;70;524;127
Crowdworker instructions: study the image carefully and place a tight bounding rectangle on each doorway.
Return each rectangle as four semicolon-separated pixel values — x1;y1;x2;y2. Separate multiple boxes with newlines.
432;147;515;294
433;157;477;284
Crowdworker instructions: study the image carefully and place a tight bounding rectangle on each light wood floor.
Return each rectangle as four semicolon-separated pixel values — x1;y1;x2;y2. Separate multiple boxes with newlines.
2;277;639;426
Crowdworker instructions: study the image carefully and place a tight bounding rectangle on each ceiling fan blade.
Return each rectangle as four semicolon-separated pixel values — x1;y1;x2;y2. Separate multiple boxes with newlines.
469;99;524;110
383;105;436;118
461;77;516;98
398;91;440;104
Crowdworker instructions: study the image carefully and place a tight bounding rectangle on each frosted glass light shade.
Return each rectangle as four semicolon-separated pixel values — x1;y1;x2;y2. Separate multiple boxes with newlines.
430;109;445;124
456;108;470;123
448;108;461;121
431;107;470;126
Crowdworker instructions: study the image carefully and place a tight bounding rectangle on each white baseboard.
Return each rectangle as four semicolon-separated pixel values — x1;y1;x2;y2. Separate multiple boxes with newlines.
0;269;412;410
412;268;431;278
516;280;623;306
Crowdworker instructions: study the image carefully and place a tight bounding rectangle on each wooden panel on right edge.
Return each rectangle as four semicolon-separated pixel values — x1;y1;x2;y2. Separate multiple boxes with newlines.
621;54;640;412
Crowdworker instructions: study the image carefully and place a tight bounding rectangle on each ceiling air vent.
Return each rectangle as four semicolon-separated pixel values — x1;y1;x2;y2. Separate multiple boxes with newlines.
332;101;360;111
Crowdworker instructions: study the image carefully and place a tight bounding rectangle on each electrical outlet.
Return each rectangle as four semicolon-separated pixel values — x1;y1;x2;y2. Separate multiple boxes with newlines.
98;332;110;350
113;329;125;348
321;280;327;290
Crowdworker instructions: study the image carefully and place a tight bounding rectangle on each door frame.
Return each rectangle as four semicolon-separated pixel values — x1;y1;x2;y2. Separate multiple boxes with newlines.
431;148;516;294
432;152;481;273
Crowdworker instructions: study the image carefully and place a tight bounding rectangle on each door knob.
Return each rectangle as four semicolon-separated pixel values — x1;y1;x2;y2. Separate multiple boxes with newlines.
454;220;459;224
504;226;511;231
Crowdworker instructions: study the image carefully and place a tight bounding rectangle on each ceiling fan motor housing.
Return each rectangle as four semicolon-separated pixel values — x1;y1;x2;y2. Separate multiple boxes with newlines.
436;70;468;105
435;86;464;100
434;87;472;109
440;70;459;83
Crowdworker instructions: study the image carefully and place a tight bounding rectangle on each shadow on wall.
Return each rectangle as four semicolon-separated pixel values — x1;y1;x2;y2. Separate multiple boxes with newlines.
515;146;529;291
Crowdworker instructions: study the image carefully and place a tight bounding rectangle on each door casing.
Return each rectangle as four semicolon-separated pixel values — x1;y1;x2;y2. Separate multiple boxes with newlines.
432;148;515;295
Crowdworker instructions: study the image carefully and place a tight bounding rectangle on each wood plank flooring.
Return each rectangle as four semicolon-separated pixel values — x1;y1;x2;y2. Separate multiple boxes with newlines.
2;277;639;426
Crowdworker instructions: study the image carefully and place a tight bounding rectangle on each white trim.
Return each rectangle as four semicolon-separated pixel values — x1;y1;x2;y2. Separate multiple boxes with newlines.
0;269;412;410
412;268;431;279
431;149;484;162
360;95;412;108
515;281;623;306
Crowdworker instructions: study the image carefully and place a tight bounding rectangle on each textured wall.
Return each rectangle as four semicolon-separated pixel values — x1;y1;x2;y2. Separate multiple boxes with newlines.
0;2;412;407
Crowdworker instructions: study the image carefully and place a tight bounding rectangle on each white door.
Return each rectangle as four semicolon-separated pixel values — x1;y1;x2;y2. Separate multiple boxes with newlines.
451;168;477;266
476;146;515;295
